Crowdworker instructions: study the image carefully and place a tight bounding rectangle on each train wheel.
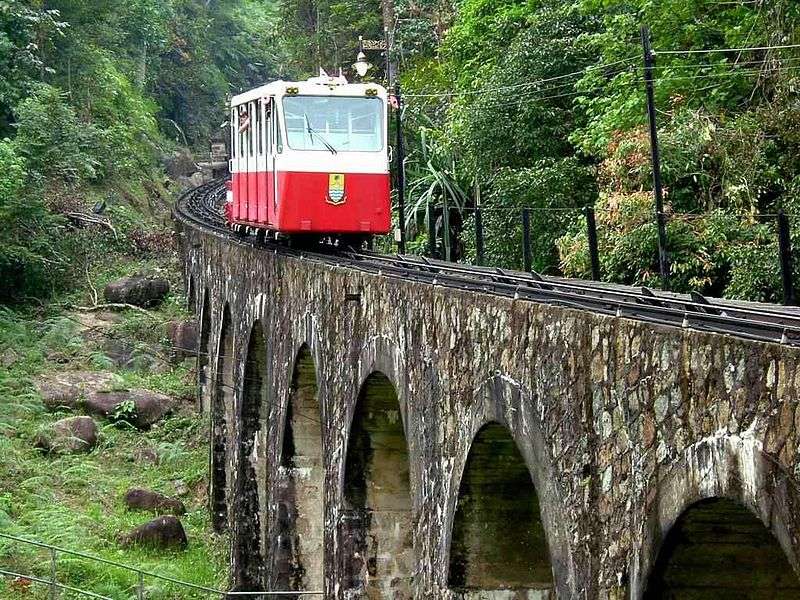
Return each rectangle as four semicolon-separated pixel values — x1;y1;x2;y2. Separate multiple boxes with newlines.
288;234;320;250
340;234;369;251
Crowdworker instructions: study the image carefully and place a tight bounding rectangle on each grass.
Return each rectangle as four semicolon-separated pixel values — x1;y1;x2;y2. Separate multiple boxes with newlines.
0;258;229;599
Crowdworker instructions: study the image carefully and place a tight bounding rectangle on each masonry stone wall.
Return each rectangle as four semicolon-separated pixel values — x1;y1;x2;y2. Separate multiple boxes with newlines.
183;226;800;599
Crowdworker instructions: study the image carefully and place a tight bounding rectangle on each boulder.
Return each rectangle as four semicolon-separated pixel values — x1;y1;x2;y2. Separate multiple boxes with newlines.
124;488;186;516
35;416;98;454
36;371;117;411
167;320;198;360
1;348;19;368
161;150;198;179
132;447;160;465
120;515;187;550
104;276;169;308
173;480;189;497
101;338;170;373
84;389;174;428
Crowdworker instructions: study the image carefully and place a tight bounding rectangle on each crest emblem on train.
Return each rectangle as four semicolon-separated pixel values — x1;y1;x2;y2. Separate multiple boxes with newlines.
327;173;346;205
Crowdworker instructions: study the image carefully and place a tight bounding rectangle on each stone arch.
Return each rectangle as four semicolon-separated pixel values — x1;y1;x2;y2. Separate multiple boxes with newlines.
448;420;554;595
644;497;800;598
187;275;196;314
210;303;233;532
631;432;800;598
232;320;267;591
341;370;415;598
443;374;573;597
197;290;212;412
274;343;325;593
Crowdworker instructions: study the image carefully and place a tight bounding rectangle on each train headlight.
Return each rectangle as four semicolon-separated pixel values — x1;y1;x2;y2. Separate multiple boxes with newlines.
286;86;299;95
365;88;378;97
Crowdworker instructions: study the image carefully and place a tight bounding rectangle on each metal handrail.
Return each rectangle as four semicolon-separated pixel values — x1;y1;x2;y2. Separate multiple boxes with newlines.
0;531;323;597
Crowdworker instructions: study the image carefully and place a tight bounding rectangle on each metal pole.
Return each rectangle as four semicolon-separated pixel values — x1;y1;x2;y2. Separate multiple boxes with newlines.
586;207;601;281
522;208;532;272
395;82;406;254
137;571;144;600
475;207;485;266
641;25;670;289
442;196;451;262
779;211;796;306
384;26;392;86
427;202;437;258
49;548;57;600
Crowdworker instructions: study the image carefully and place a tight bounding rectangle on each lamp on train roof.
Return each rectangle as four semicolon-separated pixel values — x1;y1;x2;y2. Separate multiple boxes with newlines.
353;36;372;77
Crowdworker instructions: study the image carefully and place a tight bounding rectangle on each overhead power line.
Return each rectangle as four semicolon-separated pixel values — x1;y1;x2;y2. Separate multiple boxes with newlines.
402;57;638;99
402;43;800;102
657;43;800;56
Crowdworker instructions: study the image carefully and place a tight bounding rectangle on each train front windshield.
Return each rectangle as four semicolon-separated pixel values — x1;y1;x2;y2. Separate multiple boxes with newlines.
283;96;384;153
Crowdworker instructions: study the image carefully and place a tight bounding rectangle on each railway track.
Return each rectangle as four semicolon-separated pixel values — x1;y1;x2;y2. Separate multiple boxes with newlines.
175;179;800;348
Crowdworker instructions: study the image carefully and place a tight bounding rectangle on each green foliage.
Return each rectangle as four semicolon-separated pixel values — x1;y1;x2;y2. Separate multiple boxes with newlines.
278;0;382;79
0;139;69;301
0;2;68;135
557;192;784;300
571;0;800;155
14;84;101;183
391;0;800;301
405;125;470;223
466;158;597;272
0;303;222;599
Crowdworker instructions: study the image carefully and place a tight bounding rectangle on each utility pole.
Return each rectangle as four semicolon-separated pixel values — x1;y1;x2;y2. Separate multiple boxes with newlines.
380;0;396;84
395;82;406;254
641;25;670;290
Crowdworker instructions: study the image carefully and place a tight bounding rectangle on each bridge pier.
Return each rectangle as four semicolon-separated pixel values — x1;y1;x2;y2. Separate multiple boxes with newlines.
184;226;800;599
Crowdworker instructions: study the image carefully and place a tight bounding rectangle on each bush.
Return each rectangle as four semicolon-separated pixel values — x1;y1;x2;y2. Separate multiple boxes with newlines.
461;158;597;272
557;192;782;300
13;84;101;184
0;139;67;301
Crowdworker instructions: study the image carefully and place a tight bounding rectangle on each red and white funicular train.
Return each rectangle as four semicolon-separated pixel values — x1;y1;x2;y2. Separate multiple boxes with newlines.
226;72;391;244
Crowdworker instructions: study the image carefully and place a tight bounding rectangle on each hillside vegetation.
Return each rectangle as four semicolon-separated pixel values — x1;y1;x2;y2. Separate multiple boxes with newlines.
1;1;281;596
282;0;800;301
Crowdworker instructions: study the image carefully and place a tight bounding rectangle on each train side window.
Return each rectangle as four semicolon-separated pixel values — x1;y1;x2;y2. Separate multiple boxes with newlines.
230;109;236;158
262;98;272;153
238;106;246;160
249;101;255;157
273;99;283;153
257;100;263;156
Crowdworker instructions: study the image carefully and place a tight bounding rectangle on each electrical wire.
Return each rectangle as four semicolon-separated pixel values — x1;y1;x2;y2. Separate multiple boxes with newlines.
402;56;638;99
403;44;800;103
657;43;800;56
649;56;800;71
654;64;800;83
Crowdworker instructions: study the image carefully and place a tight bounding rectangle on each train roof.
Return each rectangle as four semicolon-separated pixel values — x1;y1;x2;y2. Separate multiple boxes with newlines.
231;73;387;106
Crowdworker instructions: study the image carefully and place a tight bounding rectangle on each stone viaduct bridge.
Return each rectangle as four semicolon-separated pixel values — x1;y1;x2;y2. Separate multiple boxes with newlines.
179;213;800;599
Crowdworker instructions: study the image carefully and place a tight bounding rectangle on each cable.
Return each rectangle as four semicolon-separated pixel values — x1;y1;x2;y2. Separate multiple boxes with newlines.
454;74;639;113
650;56;800;71
657;43;800;56
402;56;638;99
654;64;800;83
404;46;800;102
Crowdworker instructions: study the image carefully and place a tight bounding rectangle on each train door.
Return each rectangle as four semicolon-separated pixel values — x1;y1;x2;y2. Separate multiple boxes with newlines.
230;106;238;220
244;102;258;222
235;104;248;221
270;97;281;225
256;99;268;224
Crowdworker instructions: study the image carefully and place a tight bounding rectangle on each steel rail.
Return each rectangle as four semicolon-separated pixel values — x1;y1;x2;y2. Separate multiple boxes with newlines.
173;181;800;348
